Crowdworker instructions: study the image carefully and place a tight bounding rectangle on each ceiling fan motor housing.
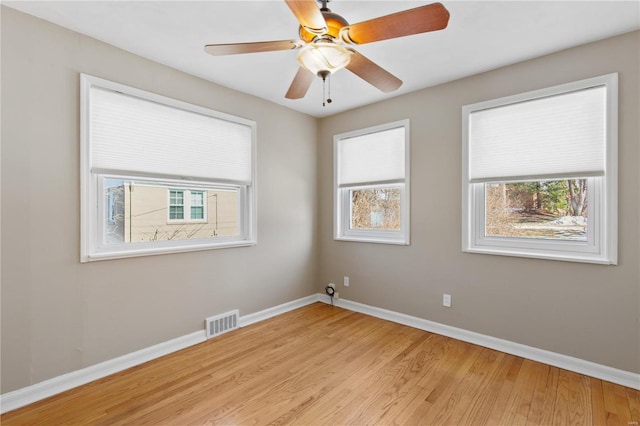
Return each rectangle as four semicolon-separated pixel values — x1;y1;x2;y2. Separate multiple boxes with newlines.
299;9;349;43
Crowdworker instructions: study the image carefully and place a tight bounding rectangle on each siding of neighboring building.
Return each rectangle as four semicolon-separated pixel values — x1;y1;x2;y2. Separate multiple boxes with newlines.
121;184;238;243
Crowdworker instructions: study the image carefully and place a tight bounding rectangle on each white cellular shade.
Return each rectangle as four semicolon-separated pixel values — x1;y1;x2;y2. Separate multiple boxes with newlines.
338;126;405;186
468;86;606;182
90;87;253;183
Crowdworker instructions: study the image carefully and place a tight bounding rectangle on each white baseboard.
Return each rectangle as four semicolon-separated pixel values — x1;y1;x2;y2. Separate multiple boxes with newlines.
239;294;320;327
3;292;637;415
0;294;319;414
0;331;206;414
319;294;640;390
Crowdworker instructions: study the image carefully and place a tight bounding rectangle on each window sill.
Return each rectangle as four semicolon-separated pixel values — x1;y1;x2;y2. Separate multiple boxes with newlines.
335;236;409;246
462;246;615;265
82;239;256;263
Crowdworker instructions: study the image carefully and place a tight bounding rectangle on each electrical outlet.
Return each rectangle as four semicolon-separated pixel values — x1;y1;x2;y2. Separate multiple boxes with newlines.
334;292;340;299
344;276;350;287
443;294;452;308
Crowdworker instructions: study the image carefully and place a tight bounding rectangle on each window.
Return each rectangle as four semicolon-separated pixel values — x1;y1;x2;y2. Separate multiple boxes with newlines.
190;191;205;220
462;73;617;264
334;120;410;245
169;190;184;220
167;189;206;222
81;74;256;262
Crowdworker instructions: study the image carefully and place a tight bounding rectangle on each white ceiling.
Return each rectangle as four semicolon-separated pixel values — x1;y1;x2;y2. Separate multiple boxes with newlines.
5;1;639;117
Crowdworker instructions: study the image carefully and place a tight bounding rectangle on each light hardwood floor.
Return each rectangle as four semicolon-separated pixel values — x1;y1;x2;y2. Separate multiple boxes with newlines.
2;302;639;425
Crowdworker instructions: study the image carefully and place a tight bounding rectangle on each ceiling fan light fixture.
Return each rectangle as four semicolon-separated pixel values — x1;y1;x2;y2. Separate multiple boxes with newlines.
296;41;351;76
205;0;451;101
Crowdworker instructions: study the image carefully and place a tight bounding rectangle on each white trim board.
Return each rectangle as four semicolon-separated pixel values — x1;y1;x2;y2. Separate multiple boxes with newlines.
2;293;637;414
318;294;640;390
0;294;319;414
239;294;319;328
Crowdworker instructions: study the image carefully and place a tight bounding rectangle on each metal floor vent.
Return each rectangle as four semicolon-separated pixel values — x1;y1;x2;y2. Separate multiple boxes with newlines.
205;310;239;339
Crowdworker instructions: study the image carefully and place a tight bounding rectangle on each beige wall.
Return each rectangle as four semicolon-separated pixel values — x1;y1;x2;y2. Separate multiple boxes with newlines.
318;31;640;374
0;7;318;393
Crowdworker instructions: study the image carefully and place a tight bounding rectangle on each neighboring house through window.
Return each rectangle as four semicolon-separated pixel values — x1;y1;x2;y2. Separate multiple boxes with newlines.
462;73;617;264
168;189;206;222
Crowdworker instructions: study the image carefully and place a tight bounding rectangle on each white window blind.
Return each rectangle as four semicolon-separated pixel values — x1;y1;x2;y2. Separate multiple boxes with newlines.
337;126;405;186
468;85;606;183
90;87;253;184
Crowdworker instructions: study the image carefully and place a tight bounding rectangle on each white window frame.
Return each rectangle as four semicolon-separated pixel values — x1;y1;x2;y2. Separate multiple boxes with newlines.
190;190;205;221
168;189;185;221
462;74;617;264
334;120;410;245
81;74;257;262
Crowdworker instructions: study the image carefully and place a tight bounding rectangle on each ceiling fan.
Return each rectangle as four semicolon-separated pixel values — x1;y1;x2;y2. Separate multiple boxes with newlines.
204;0;450;103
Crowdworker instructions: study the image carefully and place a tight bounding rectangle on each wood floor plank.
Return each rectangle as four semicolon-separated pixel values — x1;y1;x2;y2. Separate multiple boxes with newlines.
527;365;559;426
484;354;525;424
343;333;438;424
627;385;640;424
322;328;433;425
590;378;608;426
286;323;425;425
602;378;635;425
552;369;593;425
278;325;404;423
417;347;503;425
494;358;541;425
2;302;639;426
457;351;520;425
405;341;483;425
361;334;459;425
291;326;432;425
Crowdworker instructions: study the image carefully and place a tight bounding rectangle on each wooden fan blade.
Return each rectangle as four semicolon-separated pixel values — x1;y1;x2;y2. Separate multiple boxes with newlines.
341;2;449;45
205;40;304;56
285;0;327;35
285;67;315;99
346;50;402;93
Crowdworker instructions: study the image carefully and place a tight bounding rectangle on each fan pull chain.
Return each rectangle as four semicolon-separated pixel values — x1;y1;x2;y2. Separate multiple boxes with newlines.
321;72;332;107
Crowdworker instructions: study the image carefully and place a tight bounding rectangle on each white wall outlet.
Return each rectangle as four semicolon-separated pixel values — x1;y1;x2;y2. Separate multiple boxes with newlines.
344;276;350;287
443;294;452;308
334;292;340;299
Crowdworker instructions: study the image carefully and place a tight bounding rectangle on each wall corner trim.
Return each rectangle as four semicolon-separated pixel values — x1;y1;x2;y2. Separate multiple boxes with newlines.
0;294;321;414
318;294;640;391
